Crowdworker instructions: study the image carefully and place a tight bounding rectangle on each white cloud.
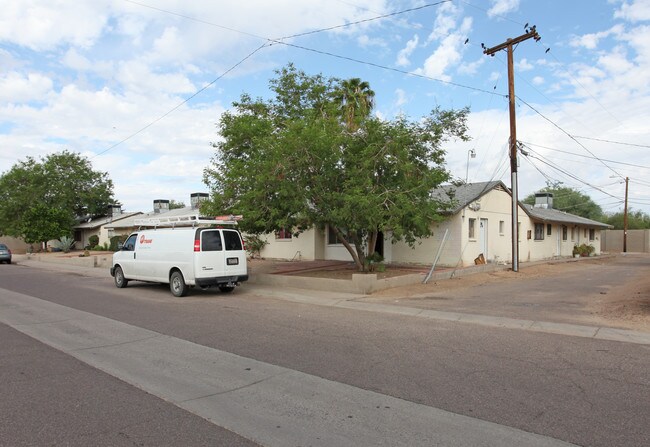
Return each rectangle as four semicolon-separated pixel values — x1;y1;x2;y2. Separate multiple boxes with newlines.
396;35;419;67
427;2;461;42
0;0;110;51
532;76;544;86
516;58;534;71
0;72;53;103
569;24;625;50
458;57;484;75
394;88;408;107
116;61;195;96
487;0;521;18
415;3;473;80
615;0;650;22
357;34;387;48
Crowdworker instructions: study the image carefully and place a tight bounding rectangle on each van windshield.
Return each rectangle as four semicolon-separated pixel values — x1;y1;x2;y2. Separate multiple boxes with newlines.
223;230;243;251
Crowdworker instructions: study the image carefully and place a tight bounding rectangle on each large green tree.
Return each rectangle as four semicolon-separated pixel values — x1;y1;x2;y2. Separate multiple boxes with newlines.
0;150;114;246
522;185;604;221
603;209;650;229
203;65;469;271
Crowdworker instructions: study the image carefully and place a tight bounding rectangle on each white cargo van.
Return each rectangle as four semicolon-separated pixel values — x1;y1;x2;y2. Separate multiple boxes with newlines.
110;217;248;297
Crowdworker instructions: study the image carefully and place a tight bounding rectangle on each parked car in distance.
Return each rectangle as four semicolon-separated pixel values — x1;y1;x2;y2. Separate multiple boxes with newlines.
0;243;12;264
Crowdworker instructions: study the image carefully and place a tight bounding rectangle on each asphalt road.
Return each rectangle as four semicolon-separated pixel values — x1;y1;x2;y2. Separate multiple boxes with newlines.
1;262;649;446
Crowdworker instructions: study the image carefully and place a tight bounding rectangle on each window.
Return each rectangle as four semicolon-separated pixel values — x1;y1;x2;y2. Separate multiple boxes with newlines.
547;224;552;236
328;226;350;245
562;225;568;241
589;229;595;241
223;230;243;251
275;227;292;240
499;220;505;235
123;234;137;251
468;218;476;239
571;226;575;241
534;223;544;240
201;230;222;251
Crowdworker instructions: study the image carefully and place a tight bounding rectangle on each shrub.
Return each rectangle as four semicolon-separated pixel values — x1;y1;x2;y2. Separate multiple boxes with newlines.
573;243;595;257
88;235;99;248
57;235;75;253
244;234;268;258
109;234;129;251
364;252;385;272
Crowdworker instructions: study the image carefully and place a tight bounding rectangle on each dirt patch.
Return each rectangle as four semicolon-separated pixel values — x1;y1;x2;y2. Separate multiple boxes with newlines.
590;272;650;330
253;256;650;332
289;265;427;280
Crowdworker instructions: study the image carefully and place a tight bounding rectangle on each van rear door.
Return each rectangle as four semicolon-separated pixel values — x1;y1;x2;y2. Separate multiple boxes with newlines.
194;229;226;280
221;229;246;276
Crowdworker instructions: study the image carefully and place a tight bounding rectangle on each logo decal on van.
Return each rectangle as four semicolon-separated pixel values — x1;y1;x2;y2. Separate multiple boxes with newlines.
139;235;153;244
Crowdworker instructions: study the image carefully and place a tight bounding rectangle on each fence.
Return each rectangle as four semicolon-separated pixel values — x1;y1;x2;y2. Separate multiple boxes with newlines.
601;229;650;253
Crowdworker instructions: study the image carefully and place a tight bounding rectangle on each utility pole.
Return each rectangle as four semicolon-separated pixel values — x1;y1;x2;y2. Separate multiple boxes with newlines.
623;177;630;253
483;26;540;272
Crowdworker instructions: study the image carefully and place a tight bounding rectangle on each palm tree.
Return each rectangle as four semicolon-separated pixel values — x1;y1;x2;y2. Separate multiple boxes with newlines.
332;78;375;131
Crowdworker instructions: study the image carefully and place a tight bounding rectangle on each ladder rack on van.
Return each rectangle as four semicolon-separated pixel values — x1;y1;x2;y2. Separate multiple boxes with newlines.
134;214;242;228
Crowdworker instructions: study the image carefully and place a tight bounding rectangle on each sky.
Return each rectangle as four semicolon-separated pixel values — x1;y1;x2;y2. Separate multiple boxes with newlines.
1;0;649;216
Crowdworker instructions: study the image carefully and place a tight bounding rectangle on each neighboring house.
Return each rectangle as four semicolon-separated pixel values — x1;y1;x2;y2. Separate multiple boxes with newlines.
74;205;141;248
259;181;611;267
520;197;611;261
0;236;30;254
104;193;210;238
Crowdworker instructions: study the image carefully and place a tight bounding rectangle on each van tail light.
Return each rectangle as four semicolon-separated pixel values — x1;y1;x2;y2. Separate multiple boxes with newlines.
194;239;200;252
242;238;246;251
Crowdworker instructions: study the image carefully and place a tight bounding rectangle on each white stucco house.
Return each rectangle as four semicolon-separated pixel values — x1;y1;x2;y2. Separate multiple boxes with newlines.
74;205;141;248
258;181;611;267
103;193;211;239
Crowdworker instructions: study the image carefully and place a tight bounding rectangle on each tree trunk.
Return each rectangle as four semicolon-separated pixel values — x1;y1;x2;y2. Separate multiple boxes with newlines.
368;230;378;258
331;226;364;271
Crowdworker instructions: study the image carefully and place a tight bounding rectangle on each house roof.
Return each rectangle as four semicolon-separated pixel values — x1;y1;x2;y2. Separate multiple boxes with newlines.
104;206;200;230
432;181;510;214
433;181;611;228
74;212;141;230
521;204;612;229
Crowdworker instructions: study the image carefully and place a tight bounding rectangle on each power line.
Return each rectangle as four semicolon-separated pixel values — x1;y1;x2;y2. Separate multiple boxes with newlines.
516;96;624;179
97;1;499;157
520;146;621;201
275;40;503;97
520;141;650;170
93;43;269;158
572;135;650;149
280;1;451;40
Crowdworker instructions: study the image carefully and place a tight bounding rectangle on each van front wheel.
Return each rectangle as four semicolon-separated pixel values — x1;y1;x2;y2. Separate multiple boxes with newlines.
219;285;235;293
170;271;187;297
114;266;128;288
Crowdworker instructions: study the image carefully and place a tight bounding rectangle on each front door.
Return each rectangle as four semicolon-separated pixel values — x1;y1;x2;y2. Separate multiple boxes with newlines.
479;219;488;260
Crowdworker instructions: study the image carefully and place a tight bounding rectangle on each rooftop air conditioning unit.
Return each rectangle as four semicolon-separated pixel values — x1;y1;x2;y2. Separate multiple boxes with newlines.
468;201;481;211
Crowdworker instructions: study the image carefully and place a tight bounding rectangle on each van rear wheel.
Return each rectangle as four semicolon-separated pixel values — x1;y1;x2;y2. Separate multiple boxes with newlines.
218;285;235;293
114;266;128;288
170;271;187;297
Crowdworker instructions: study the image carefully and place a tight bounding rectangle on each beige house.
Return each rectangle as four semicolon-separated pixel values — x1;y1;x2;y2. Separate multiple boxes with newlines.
74;205;141;248
259;181;611;267
104;193;210;238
